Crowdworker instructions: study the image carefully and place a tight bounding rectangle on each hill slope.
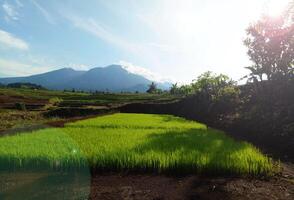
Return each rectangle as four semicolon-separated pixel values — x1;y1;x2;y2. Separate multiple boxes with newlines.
0;68;85;90
0;65;171;92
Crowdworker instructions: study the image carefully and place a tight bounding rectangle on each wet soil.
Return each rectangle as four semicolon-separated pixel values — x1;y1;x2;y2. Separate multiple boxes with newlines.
90;163;294;200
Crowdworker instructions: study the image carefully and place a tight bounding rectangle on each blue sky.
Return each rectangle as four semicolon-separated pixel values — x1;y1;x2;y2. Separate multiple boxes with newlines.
0;0;290;83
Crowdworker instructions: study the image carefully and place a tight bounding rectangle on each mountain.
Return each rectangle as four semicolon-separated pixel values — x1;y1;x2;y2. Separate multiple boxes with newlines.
0;68;85;89
0;65;172;92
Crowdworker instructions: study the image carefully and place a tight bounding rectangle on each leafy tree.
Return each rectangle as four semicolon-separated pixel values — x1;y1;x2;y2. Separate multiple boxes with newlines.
170;83;193;95
179;85;193;95
188;71;240;122
170;83;179;94
191;71;236;94
241;5;294;138
244;8;294;82
146;82;157;93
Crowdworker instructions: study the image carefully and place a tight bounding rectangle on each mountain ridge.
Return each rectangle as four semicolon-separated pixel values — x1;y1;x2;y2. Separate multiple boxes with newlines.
0;65;171;92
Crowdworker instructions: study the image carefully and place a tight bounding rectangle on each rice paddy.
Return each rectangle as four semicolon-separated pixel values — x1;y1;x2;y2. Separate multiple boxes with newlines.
0;113;275;175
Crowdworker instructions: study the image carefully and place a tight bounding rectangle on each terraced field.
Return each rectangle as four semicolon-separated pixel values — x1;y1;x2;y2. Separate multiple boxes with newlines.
0;113;275;175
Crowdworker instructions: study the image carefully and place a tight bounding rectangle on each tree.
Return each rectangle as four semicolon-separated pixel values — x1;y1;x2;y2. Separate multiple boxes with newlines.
179;85;193;95
170;83;178;94
191;71;235;94
146;82;157;93
244;7;294;82
190;71;240;119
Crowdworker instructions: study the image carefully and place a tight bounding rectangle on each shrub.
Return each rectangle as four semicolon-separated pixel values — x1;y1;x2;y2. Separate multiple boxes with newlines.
49;97;62;106
15;102;27;111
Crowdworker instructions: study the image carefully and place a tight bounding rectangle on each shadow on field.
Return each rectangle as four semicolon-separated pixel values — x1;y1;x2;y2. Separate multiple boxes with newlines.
132;128;250;175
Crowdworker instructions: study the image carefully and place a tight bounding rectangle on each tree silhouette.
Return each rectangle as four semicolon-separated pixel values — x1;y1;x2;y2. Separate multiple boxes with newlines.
244;8;294;82
147;82;157;93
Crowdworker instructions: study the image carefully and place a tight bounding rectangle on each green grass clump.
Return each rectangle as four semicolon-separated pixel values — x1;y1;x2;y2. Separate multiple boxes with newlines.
0;113;275;175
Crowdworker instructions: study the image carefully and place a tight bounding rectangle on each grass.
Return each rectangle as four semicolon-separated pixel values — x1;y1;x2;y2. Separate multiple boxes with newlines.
0;113;275;175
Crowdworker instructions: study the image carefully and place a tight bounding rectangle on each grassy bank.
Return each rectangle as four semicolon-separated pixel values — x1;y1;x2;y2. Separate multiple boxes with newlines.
0;113;275;175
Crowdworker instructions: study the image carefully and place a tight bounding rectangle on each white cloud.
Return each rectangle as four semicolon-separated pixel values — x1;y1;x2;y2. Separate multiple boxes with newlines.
0;58;53;77
67;63;90;71
118;60;173;83
2;2;19;21
30;0;55;24
0;29;29;50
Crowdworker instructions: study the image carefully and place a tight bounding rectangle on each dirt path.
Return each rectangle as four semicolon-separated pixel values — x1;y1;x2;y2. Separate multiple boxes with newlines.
90;164;294;200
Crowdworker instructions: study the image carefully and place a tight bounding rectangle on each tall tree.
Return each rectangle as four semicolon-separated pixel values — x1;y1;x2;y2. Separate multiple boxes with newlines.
146;82;157;93
244;4;294;82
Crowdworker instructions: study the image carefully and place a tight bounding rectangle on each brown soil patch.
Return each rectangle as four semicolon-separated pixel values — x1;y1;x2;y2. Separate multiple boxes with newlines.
0;94;47;104
90;164;294;200
0;94;47;109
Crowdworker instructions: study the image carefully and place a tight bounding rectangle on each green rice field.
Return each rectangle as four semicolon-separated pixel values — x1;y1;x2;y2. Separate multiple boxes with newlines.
0;113;275;175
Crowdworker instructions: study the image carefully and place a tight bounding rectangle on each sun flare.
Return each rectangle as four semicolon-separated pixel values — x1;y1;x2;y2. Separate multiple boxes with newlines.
265;0;290;17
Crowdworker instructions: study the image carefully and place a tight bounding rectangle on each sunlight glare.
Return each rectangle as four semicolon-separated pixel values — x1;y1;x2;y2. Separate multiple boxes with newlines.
265;0;290;17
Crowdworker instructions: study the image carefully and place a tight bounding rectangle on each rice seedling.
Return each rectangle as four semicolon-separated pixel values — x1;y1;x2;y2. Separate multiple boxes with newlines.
0;113;275;175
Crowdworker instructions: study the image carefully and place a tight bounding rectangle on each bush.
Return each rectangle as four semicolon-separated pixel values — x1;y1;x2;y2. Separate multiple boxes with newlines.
15;102;27;111
49;97;62;106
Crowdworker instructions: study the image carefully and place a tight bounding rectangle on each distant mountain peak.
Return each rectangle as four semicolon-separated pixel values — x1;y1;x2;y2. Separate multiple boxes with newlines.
106;64;123;69
57;67;84;72
0;64;172;92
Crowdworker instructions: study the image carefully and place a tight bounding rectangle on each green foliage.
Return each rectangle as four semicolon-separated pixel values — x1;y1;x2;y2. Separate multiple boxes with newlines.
170;83;179;95
170;83;193;96
0;113;275;175
191;72;234;93
49;97;62;106
169;72;239;102
238;5;294;143
178;85;193;95
15;102;27;111
190;72;240;119
244;12;294;82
